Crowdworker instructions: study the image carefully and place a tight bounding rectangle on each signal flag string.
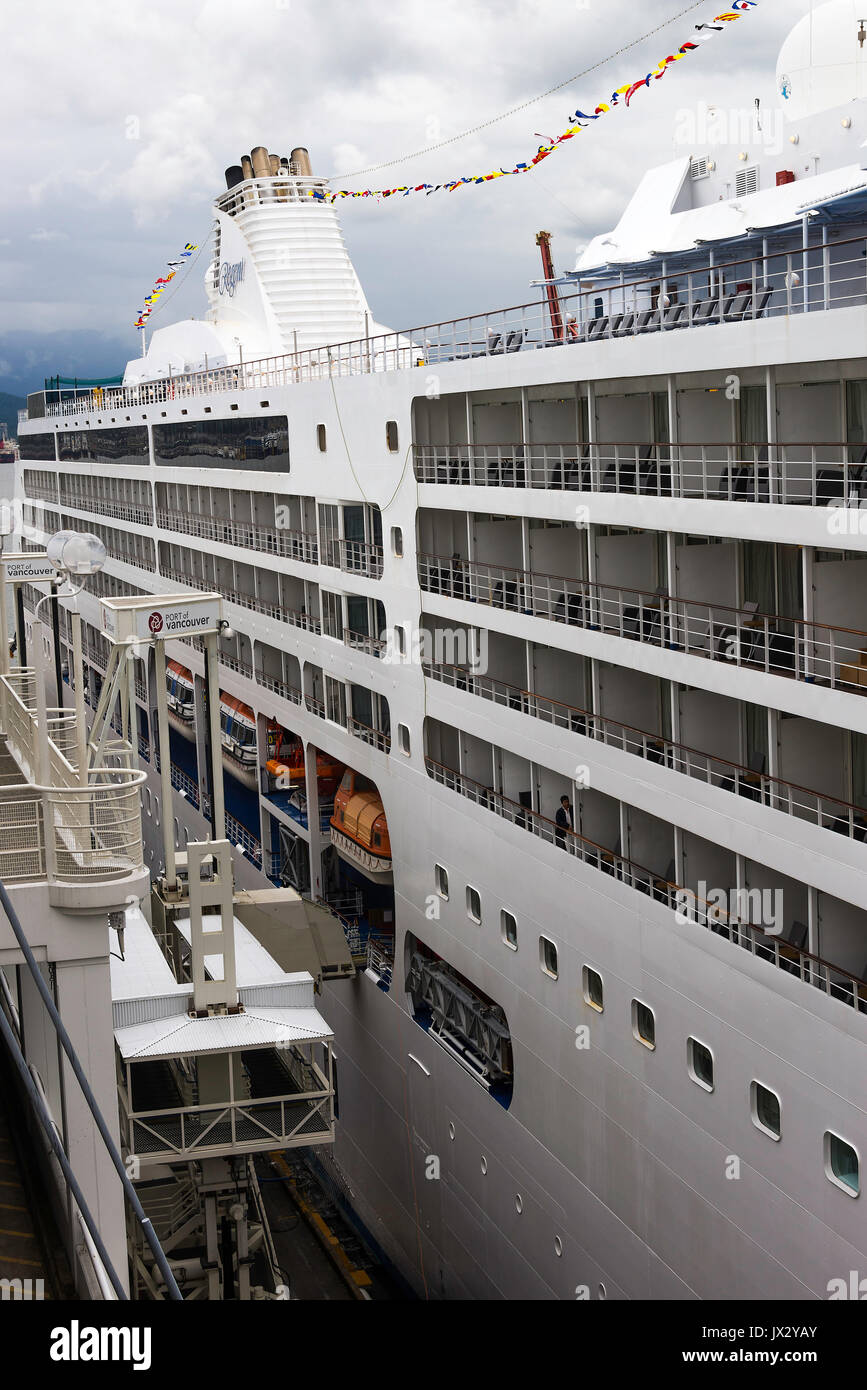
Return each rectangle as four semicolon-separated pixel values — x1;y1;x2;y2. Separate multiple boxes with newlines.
310;3;758;204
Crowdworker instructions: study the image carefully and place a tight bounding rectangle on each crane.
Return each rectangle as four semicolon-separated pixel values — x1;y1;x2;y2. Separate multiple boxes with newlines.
536;231;564;342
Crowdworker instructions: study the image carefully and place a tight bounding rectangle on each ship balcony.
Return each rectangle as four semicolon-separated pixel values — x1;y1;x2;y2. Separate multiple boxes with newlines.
413;441;867;509
0;669;147;914
423;659;867;846
418;552;867;700
156;507;319;566
62;492;154;528
343;627;386;659
159;564;323;635
320;537;384;581
424;754;867;1017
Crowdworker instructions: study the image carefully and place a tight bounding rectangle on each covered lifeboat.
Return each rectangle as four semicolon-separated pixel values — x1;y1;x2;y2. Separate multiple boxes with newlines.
329;770;392;884
266;731;344;797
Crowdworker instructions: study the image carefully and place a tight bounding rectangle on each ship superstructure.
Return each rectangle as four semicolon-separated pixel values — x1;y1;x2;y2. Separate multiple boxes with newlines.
12;1;867;1300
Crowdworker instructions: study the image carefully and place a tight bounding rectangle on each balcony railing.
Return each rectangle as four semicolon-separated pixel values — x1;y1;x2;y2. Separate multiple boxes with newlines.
348;716;391;753
22;482;58;504
425;755;867;1013
28;235;867;420
343;627;385;658
160;566;322;634
157;508;318;564
413;440;867;507
418;552;867;694
62;492;154;526
423;661;867;842
320;537;384;580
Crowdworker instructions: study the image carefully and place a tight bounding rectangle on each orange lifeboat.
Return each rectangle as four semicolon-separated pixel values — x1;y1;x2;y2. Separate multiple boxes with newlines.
266;732;343;794
330;770;392;883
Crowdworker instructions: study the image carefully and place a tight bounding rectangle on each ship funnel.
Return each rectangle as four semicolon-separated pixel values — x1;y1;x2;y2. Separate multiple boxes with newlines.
225;164;244;190
269;154;281;176
251;146;271;179
240;154;253;182
291;147;312;177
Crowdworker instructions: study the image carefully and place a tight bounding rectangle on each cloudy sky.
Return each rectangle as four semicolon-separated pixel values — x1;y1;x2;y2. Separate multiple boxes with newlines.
0;0;811;396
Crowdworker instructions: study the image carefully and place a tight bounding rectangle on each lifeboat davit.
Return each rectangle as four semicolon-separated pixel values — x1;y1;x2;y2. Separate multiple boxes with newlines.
330;770;392;884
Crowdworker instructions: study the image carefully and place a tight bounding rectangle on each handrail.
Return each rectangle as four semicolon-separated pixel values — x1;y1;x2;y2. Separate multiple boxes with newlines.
23;232;867;420
423;754;867;1008
423;660;867;840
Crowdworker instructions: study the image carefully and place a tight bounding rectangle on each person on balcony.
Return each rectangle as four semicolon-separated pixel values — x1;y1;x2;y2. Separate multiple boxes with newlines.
555;795;573;849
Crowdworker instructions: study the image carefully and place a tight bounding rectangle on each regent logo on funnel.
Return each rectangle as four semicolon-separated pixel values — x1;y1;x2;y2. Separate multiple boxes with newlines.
148;611;164;634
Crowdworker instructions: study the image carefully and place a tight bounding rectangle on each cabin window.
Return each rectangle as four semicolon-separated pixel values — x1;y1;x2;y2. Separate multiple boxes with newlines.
394;625;406;657
322;591;343;640
825;1133;860;1196
391;526;403;557
435;864;449;899
500;910;518;951
317;424;327;452
540;936;558;979
373;831;381;847
386;420;399;452
583;966;603;1012
466;886;482;923
632;1000;656;1050
398;723;410;756
751;1082;781;1140
687;1038;714;1092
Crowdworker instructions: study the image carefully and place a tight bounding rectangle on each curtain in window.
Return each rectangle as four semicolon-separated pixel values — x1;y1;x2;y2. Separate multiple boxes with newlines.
744;704;768;775
739;385;767;446
743;540;775;612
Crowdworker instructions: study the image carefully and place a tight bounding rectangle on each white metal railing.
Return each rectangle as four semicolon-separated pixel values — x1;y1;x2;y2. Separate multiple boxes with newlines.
423;661;867;842
62;492;153;526
0;671;145;884
347;716;391;753
160;565;322;634
122;1087;331;1161
343;628;385;658
413;440;867;506
425;755;867;1013
418;553;867;694
157;508;318;564
320;537;384;579
28;234;867;421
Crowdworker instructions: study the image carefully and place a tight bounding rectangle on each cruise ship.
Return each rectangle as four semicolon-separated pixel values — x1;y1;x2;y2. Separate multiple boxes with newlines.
10;1;867;1301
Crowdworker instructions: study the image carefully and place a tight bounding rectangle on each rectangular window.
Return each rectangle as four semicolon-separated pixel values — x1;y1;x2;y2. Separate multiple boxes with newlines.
500;910;518;950
751;1081;781;1140
687;1037;714;1092
825;1132;860;1196
466;886;481;923
18;432;58;462
391;526;403;557
322;591;343;640
435;864;449;899
57;426;149;465
317;424;327;452
386;420;399;453
394;625;406;656
153;416;289;471
632;1000;655;1050
540;936;558;979
582;966;603;1012
398;723;411;756
325;675;346;727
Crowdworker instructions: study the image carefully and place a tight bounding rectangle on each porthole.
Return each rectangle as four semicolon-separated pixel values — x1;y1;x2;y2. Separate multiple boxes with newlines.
448;1121;455;1141
598;1282;607;1300
554;1236;563;1257
515;1194;523;1214
480;1155;487;1175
